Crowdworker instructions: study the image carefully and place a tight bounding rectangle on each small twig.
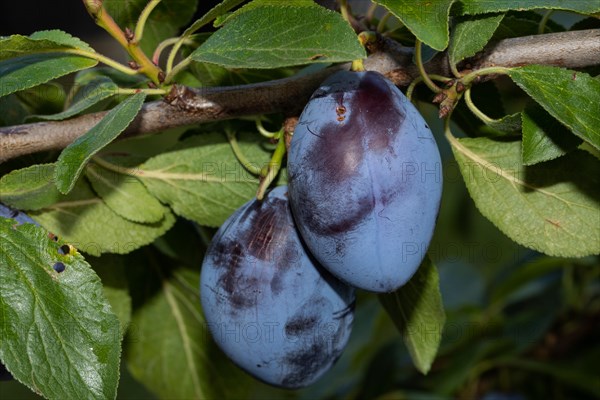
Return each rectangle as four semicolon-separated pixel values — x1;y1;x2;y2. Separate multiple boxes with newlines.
226;129;262;176
377;12;392;33
366;3;378;27
415;40;442;93
464;88;495;124
135;0;162;43
538;10;554;34
406;74;452;101
256;131;286;200
84;0;164;84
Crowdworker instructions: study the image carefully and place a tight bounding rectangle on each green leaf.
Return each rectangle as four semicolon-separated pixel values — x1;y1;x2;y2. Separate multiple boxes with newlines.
458;0;600;15
88;254;132;336
0;218;120;399
86;162;165;223
181;0;247;37
55;92;146;194
104;0;197;54
28;30;95;52
379;257;446;374
0;31;94;60
482;113;522;135
125;263;250;399
522;105;582;165
449;136;600;257
449;13;504;67
508;66;600;150
188;61;294;87
29;172;175;256
102;127;188;162
0;54;97;99
124;131;273;227
0;31;97;98
191;1;365;69
0;164;62;210
463;81;521;134
373;0;455;51
28;77;118;121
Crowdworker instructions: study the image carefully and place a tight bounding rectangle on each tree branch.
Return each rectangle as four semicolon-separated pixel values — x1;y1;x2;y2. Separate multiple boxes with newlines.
1;29;599;163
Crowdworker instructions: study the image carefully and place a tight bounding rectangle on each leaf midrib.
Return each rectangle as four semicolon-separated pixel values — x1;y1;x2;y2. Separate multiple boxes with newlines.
162;280;205;399
450;137;596;211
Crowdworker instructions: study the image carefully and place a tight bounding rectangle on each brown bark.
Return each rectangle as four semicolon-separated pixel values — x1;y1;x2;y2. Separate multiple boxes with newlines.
1;29;599;163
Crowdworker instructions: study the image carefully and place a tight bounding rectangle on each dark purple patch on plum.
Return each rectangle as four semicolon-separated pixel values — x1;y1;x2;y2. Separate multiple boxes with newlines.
296;72;406;237
281;342;330;388
285;314;319;337
241;197;293;262
293;186;373;240
281;317;350;388
332;299;356;320
354;71;405;152
209;194;302;311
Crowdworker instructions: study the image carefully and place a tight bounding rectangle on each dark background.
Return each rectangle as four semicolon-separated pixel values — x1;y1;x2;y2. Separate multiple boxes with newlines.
0;0;223;36
0;0;338;37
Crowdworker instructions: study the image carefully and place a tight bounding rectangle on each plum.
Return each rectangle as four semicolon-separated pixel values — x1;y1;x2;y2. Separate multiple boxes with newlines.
0;203;37;226
288;70;442;292
200;186;355;389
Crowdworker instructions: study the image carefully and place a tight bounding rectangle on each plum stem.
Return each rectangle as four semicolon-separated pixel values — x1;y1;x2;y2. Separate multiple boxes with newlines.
135;0;162;44
461;66;511;86
450;60;462;79
366;3;378;27
406;74;452;102
538;10;554;34
415;40;443;93
153;36;198;66
153;37;179;65
61;49;140;76
255;119;279;139
443;112;458;144
339;0;352;25
165;55;193;84
377;12;392;33
226;129;263;176
256;131;286;200
83;0;164;84
464;89;500;125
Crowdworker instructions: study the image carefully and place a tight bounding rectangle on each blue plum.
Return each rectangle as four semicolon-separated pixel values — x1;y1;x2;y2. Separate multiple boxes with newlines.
288;71;442;292
200;186;355;389
0;203;37;226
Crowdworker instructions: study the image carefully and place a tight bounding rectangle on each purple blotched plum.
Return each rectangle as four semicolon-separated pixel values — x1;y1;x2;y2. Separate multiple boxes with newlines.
200;186;355;389
288;70;442;292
